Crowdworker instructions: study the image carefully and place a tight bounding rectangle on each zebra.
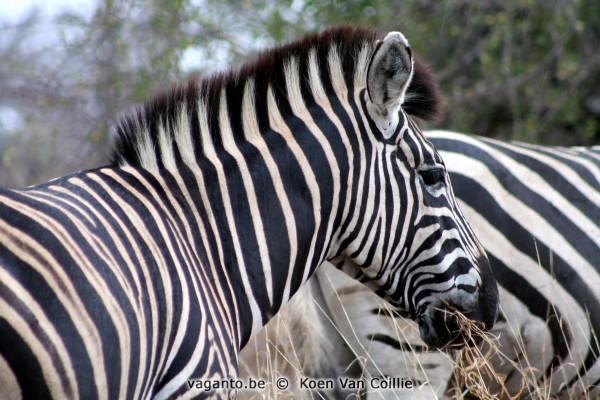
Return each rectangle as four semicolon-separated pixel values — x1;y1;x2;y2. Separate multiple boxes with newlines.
246;130;599;399
0;27;498;399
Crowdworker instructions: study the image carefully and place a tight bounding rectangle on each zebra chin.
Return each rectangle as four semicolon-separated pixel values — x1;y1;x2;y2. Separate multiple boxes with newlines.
417;255;499;349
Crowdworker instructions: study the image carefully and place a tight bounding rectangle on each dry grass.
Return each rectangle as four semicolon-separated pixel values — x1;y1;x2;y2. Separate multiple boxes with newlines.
240;305;597;400
446;306;529;400
240;261;599;400
446;304;599;400
238;288;359;400
238;314;308;399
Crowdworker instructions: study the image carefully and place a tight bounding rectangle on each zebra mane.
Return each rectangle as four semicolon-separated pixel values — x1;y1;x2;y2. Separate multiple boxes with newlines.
111;25;443;168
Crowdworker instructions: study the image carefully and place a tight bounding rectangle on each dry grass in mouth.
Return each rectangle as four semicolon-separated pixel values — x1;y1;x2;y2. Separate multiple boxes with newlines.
444;265;598;400
446;304;564;400
444;306;524;400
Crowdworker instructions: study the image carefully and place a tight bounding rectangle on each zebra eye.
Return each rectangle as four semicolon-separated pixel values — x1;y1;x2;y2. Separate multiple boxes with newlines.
419;167;445;187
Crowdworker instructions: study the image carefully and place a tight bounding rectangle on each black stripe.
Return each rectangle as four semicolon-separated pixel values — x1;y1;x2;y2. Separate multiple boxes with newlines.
367;333;431;353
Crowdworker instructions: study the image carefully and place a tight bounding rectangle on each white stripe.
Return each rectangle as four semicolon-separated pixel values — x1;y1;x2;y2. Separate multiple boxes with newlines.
174;106;197;165
158;118;177;169
135;118;158;170
198;98;216;159
0;354;21;400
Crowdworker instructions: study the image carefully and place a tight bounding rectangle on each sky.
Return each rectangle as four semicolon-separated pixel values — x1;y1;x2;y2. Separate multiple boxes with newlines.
0;0;230;72
0;0;94;22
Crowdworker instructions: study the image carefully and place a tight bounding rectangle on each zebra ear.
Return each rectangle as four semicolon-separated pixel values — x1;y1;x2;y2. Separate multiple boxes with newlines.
366;31;414;139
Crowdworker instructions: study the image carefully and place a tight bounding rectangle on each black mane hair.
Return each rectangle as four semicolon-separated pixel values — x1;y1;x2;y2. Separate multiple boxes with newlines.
405;57;445;123
111;26;443;167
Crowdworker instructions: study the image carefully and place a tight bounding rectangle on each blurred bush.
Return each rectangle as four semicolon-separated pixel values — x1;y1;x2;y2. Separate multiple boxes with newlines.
0;0;598;187
290;0;600;145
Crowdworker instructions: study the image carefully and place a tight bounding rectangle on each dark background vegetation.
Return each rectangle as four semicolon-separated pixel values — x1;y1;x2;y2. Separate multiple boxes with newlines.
1;0;598;187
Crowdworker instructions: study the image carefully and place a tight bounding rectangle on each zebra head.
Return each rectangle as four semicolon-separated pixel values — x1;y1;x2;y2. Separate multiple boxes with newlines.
329;31;499;348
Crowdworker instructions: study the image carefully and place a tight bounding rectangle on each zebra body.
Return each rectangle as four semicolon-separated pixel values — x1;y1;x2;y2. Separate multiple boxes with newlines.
0;168;243;399
254;130;599;398
0;28;498;399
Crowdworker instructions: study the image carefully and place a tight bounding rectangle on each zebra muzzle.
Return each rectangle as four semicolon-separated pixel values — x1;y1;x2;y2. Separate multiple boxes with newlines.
417;257;499;349
417;298;498;349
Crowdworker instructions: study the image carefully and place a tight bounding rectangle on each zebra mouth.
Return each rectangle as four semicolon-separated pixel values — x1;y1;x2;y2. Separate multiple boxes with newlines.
416;307;479;350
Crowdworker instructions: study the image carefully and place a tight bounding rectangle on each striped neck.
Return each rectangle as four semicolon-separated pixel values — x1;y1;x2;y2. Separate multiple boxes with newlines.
110;28;384;348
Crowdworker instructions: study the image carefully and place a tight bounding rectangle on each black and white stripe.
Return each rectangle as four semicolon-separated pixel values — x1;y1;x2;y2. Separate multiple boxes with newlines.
273;130;598;399
0;28;498;399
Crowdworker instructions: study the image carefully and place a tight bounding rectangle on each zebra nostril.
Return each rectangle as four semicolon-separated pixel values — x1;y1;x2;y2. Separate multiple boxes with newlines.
475;255;500;330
